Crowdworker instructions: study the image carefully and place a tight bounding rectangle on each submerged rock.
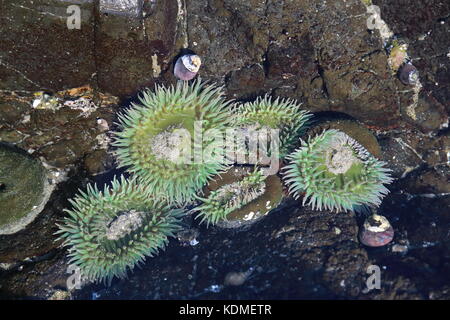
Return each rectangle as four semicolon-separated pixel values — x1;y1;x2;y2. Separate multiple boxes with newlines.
0;86;119;263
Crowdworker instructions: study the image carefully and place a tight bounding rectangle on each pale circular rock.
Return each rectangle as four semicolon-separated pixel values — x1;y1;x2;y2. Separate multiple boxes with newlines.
0;144;55;235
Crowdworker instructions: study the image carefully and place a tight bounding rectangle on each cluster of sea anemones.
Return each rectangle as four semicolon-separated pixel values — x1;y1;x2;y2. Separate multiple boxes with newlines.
57;77;394;284
58;80;235;283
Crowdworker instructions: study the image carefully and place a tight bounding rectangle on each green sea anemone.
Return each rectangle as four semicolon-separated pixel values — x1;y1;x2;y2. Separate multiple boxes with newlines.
195;168;267;225
195;167;278;226
233;95;312;159
55;176;183;284
283;129;393;212
113;80;232;203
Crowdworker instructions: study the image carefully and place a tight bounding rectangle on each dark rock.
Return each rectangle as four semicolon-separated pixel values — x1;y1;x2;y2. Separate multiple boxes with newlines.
379;135;424;178
226;64;265;99
0;86;119;263
398;166;450;195
373;0;450;132
0;86;119;170
96;0;181;95
0;0;97;91
404;91;448;132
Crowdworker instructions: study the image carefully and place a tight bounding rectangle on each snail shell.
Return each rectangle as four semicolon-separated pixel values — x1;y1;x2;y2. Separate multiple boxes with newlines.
174;54;201;80
359;214;394;247
181;54;201;72
398;63;419;85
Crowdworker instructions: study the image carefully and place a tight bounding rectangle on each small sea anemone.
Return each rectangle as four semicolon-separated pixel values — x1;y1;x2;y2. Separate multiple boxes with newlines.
194;168;267;225
55;176;183;284
114;80;232;203
194;166;283;227
283;129;393;212
233;95;312;159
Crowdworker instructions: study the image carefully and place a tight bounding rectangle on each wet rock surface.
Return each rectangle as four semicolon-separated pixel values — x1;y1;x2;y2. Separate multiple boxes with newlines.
0;0;449;299
0;0;97;91
0;86;119;263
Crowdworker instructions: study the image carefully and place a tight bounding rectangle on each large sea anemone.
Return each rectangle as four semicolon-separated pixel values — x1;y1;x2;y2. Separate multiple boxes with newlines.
283;129;393;212
55;176;183;284
114;80;232;203
233;95;312;159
